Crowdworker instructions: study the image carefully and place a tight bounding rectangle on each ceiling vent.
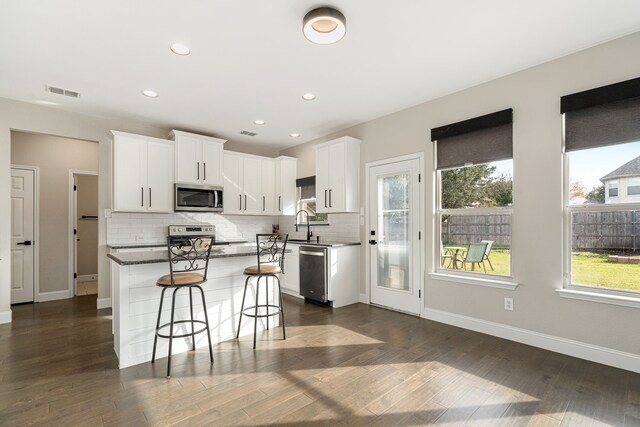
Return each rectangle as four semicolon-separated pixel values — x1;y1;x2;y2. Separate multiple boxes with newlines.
239;130;257;137
45;85;80;98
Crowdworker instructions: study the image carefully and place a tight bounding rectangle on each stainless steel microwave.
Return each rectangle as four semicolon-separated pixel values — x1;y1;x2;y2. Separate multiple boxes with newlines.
174;184;223;212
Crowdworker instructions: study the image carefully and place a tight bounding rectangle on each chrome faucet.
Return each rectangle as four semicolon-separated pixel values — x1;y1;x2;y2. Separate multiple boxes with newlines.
295;209;313;241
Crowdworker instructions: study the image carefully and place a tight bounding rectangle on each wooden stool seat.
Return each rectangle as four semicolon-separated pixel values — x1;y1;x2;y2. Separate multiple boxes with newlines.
243;265;281;275
156;272;205;286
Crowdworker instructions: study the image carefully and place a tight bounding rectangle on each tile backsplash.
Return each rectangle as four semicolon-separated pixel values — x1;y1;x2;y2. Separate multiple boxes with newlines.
107;212;361;244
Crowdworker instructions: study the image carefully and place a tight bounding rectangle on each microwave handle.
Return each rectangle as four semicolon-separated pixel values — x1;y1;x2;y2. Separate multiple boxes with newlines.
214;189;218;209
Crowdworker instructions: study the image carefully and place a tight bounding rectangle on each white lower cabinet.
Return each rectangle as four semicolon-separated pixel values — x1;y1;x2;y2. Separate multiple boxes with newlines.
281;244;300;296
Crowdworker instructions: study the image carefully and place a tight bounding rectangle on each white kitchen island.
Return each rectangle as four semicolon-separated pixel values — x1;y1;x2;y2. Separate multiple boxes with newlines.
108;246;280;369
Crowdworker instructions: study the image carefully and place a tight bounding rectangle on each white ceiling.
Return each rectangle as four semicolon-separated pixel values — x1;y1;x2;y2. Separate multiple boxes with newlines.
1;1;640;150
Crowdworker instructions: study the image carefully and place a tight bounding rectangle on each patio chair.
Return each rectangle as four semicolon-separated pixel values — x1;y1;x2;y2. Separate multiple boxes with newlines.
462;242;489;273
440;241;454;268
480;240;494;271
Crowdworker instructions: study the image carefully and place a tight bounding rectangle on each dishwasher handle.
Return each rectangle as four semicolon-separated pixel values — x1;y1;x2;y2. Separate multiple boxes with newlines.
300;250;324;256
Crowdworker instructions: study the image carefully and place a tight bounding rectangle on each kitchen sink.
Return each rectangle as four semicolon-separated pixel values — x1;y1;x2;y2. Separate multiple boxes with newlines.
288;238;313;243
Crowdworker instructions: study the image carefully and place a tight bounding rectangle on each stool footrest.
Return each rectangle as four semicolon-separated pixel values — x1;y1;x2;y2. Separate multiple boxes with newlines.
156;319;209;339
241;304;282;318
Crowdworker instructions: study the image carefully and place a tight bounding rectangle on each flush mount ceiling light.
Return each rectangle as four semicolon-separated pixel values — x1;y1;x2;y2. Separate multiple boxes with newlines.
302;93;316;101
142;90;158;98
303;7;346;44
254;119;265;125
290;133;300;138
170;42;190;56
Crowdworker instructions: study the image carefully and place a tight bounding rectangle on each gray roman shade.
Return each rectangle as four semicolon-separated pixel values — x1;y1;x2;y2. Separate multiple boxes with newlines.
562;77;640;152
431;109;513;170
296;176;316;199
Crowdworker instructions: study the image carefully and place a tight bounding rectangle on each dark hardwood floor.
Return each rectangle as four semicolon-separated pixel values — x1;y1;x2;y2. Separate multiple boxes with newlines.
1;295;639;426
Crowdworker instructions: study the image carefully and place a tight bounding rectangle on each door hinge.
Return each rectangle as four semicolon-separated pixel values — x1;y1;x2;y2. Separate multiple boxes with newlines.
74;273;77;279
418;174;421;183
74;229;77;235
74;185;77;191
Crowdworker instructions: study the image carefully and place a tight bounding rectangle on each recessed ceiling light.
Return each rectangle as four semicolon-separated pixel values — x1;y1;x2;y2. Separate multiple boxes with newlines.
290;133;300;138
302;93;316;101
170;43;190;56
254;120;265;125
303;7;346;44
142;90;158;98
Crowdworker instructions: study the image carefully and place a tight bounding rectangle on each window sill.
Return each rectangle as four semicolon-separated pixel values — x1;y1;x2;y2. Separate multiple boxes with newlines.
429;272;519;290
556;288;640;308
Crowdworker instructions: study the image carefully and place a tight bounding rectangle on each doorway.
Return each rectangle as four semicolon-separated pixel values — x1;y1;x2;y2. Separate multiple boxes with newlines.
367;155;423;315
71;172;99;296
10;167;38;304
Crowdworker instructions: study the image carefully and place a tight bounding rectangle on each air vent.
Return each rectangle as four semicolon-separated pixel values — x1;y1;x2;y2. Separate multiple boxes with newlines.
45;85;81;98
239;130;257;137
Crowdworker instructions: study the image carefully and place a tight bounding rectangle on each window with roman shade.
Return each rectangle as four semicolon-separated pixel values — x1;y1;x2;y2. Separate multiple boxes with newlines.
296;176;328;223
562;76;640;297
432;108;514;279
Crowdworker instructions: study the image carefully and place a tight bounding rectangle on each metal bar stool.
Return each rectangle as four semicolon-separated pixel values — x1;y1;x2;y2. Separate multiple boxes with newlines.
151;235;214;378
236;233;288;349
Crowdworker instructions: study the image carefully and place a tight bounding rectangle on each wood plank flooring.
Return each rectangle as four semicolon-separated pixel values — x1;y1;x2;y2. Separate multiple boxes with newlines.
1;295;639;426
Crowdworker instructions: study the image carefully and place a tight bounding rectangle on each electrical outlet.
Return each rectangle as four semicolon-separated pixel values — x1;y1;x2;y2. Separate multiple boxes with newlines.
504;297;514;311
135;235;144;241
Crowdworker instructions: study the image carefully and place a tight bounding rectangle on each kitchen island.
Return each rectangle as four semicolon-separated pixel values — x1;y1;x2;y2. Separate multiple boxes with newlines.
108;245;281;369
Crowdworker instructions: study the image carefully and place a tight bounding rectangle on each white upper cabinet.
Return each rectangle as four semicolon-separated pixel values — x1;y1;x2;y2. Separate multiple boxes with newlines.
275;156;297;215
260;159;276;215
314;136;361;213
170;130;225;187
223;152;244;214
111;131;173;213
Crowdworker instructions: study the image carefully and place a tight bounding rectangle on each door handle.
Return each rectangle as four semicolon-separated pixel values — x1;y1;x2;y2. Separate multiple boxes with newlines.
17;240;32;246
324;190;328;208
263;196;265;211
203;163;206;181
329;189;332;207
197;162;200;180
141;187;144;207
278;196;281;211
369;240;377;245
149;188;151;207
244;195;247;211
239;194;242;210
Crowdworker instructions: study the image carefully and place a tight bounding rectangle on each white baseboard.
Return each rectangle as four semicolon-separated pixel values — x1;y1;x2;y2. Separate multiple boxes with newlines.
359;293;369;304
97;298;112;309
78;274;98;283
0;310;11;324
423;308;640;374
37;290;73;302
281;289;304;299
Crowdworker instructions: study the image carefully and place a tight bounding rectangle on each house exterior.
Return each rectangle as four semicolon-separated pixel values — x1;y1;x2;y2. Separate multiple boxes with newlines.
601;155;640;203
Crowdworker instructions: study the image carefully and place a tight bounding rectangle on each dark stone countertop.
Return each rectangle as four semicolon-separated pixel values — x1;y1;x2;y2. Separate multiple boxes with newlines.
108;240;248;250
107;245;262;266
285;240;361;247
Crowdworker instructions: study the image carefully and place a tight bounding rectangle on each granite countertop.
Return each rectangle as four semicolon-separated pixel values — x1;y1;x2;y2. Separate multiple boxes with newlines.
108;245;264;266
285;240;361;247
108;240;248;249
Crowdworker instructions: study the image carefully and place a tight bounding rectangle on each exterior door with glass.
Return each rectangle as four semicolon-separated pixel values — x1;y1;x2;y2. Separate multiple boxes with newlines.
369;158;421;315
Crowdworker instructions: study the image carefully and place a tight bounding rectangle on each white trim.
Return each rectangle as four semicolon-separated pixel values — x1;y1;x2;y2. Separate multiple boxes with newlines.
281;288;304;299
11;165;40;304
429;272;519;290
0;310;12;324
38;289;73;302
96;297;112;309
556;288;640;309
68;170;98;298
423;307;640;374
365;152;424;317
78;274;98;282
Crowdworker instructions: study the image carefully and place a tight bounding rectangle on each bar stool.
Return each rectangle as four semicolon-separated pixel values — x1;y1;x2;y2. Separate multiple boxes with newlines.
151;235;214;378
236;233;288;349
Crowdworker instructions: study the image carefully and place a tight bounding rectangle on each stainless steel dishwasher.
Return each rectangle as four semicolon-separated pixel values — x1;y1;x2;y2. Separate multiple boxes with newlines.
299;246;329;304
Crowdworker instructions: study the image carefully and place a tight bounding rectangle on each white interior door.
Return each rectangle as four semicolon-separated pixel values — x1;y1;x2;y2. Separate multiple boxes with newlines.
11;168;35;304
369;158;421;315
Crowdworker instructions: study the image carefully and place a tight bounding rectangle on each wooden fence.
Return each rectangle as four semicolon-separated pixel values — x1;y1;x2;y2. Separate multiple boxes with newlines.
441;215;511;246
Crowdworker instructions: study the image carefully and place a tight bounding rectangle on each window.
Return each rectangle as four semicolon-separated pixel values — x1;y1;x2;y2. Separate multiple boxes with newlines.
296;176;328;223
562;76;640;296
432;109;513;278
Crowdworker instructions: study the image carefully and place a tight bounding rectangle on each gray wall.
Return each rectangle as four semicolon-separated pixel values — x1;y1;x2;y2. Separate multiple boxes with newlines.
76;174;98;277
281;32;640;355
11;132;98;294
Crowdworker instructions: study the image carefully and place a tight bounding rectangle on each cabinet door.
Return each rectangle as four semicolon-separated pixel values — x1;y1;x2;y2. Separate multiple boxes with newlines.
277;158;297;215
242;157;261;214
174;134;200;184
315;146;330;213
146;140;173;212
113;135;146;212
202;140;223;186
283;246;300;294
223;153;243;214
328;143;346;212
260;159;275;215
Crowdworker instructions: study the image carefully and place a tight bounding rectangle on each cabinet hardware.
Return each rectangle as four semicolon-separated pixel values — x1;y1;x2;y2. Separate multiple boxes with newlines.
239;194;242;210
329;189;332;207
278;196;281;211
325;190;328;208
244;195;247;211
263;196;265;211
141;187;144;207
203;163;206;181
149;188;152;207
197;162;200;180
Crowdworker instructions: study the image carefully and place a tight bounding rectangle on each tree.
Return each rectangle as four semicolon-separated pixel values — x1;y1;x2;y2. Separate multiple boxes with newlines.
485;174;513;207
586;184;605;204
441;164;496;209
570;181;588;201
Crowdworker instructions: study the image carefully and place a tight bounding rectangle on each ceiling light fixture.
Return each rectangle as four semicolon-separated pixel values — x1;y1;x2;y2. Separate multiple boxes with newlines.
290;133;300;138
142;90;158;98
254;120;265;125
303;7;346;45
302;93;316;101
170;42;190;56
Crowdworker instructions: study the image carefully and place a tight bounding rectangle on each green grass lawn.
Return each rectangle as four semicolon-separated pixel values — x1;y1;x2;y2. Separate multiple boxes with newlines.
443;246;640;292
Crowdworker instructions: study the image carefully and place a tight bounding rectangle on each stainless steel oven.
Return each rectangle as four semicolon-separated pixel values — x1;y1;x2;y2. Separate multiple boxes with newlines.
174;184;223;212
